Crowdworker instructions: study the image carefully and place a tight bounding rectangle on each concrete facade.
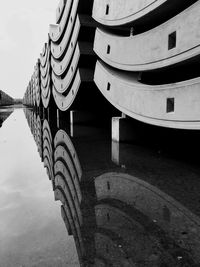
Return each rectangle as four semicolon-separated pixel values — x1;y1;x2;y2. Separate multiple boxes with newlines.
23;0;200;131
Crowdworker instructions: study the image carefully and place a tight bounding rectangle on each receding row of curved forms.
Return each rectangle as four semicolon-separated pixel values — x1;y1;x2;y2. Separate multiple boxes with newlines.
24;108;200;266
23;60;41;108
23;0;97;117
94;1;200;72
50;0;96;111
94;61;200;129
23;0;200;130
24;109;85;264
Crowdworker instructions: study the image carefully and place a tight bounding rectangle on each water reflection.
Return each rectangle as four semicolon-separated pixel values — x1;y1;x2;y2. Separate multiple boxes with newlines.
24;108;200;266
0;109;79;267
0;107;13;127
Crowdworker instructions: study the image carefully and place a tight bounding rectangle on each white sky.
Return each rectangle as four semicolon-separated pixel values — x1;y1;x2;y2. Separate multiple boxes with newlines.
0;0;58;98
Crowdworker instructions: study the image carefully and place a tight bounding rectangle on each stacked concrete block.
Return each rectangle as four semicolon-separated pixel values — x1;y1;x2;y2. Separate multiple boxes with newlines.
49;0;96;112
93;0;200;130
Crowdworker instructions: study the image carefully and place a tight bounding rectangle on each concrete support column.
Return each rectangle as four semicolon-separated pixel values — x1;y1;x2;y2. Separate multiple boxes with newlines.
111;141;127;168
112;116;139;142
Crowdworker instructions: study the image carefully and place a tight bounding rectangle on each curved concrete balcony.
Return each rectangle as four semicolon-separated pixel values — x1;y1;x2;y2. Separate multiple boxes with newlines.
95;172;200;263
94;1;200;71
40;58;50;84
40;43;51;109
92;0;197;27
41;76;50;98
93;0;166;26
51;1;80;59
40;57;50;80
51;17;80;76
52;43;80;94
49;0;74;42
41;65;50;89
40;43;49;68
94;61;200;129
53;69;81;111
41;86;51;109
52;68;93;112
56;0;66;23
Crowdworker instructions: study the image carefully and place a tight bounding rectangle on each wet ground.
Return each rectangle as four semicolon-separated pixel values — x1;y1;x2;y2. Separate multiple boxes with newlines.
1;106;200;266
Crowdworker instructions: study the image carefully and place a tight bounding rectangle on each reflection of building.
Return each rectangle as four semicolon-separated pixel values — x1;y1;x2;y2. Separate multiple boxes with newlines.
0;110;13;127
24;109;200;266
0;90;14;106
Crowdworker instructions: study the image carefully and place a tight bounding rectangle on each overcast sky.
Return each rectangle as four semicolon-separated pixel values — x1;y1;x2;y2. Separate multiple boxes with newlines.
0;0;58;98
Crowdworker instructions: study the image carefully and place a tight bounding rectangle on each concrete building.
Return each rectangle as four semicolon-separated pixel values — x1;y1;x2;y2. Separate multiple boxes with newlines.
23;0;200;133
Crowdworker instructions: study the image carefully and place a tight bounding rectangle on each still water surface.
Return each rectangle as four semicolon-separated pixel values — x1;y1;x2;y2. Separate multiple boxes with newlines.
1;107;200;266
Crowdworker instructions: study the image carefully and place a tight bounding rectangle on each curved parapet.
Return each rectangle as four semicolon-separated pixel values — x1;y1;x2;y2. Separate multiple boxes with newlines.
56;0;66;24
94;1;200;71
52;43;80;94
92;0;197;27
95;172;200;264
51;17;81;76
51;0;80;59
53;69;81;112
49;0;73;42
49;0;96;112
93;0;166;26
94;61;200;129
